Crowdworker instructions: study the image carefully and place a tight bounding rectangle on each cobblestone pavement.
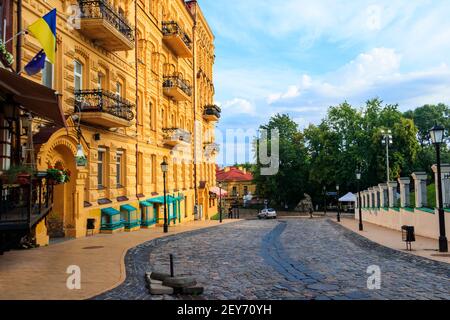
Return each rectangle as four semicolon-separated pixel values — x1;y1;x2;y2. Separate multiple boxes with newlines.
94;219;450;300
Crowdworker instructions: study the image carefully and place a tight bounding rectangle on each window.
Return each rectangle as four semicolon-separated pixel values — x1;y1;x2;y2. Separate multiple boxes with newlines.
151;154;156;184
74;60;83;91
149;102;154;130
0;119;11;172
232;186;237;197
97;72;104;89
116;82;122;98
116;151;124;187
42;58;53;88
244;186;248;196
97;148;106;188
137;152;143;187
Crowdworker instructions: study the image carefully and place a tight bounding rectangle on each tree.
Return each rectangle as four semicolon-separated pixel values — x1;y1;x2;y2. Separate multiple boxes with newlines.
253;114;309;209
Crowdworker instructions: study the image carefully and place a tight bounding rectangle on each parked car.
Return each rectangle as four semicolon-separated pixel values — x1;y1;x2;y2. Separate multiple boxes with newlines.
258;208;277;219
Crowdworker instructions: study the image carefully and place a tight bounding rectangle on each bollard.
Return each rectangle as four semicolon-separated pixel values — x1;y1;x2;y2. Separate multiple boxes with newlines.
169;254;174;277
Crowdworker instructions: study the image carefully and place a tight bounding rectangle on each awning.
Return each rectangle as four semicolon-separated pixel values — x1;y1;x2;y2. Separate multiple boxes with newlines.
120;204;137;212
0;68;67;128
339;192;357;202
101;207;121;216
139;201;153;208
147;196;177;204
210;186;228;196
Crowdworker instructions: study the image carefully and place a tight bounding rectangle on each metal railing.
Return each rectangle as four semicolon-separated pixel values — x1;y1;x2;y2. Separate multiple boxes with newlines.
204;105;221;119
162;21;192;49
0;174;54;228
163;76;192;97
163;128;192;144
75;90;135;122
78;0;135;43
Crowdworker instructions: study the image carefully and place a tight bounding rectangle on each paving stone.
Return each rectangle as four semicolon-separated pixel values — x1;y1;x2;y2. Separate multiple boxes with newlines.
163;276;197;289
94;219;450;301
150;284;174;295
181;286;204;295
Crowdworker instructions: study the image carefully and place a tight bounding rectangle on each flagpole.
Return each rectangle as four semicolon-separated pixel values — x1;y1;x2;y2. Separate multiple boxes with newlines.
4;30;27;45
16;0;23;73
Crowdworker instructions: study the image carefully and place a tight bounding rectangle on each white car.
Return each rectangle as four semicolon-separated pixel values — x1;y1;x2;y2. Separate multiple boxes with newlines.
258;208;277;219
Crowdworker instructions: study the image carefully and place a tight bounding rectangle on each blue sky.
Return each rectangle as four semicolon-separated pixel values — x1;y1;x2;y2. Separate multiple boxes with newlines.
197;0;450;164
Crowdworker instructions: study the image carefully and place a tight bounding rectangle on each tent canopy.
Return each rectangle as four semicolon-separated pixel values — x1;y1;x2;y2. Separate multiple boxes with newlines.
339;192;357;202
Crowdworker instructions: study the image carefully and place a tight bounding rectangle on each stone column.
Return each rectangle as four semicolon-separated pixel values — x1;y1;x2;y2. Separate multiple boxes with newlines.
398;177;411;208
364;191;368;208
374;187;380;208
387;181;398;208
411;172;428;208
432;164;450;208
368;188;373;208
378;184;388;207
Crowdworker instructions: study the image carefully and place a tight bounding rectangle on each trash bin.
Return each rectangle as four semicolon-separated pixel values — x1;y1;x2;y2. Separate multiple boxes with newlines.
401;225;415;251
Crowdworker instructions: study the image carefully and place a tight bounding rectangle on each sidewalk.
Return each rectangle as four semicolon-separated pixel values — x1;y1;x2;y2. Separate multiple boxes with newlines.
340;217;450;264
0;220;235;300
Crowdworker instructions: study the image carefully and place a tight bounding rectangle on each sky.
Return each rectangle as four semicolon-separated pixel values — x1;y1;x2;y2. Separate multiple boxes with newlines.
197;0;450;165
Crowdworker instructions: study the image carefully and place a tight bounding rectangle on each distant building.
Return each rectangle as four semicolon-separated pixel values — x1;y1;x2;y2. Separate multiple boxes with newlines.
216;166;259;207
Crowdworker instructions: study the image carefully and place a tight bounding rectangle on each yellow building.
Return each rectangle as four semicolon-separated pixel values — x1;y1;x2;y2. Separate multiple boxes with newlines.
7;0;220;245
216;166;257;207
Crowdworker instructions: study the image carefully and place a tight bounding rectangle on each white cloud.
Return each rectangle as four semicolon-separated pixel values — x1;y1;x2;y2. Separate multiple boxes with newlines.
221;98;256;116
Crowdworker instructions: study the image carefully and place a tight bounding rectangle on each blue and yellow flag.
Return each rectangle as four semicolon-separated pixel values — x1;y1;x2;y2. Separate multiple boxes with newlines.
27;9;56;64
24;50;46;76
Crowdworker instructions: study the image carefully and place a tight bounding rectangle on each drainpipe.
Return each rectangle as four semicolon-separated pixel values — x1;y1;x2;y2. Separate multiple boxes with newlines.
134;0;139;198
192;4;198;211
16;0;22;73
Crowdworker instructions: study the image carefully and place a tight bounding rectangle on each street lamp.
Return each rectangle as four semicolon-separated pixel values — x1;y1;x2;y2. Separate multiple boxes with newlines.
336;185;341;222
356;170;363;231
218;182;223;223
323;186;327;215
381;129;393;207
430;124;448;252
161;160;169;233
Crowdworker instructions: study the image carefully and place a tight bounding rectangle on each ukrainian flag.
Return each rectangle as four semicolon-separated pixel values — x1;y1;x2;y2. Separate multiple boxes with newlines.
27;9;56;64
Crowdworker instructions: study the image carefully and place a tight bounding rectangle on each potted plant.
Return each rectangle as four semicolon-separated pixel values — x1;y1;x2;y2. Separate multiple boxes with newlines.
46;162;71;185
0;40;14;67
4;165;35;185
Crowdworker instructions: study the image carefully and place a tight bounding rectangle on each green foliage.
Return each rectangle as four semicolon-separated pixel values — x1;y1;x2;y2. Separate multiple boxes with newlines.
252;99;448;209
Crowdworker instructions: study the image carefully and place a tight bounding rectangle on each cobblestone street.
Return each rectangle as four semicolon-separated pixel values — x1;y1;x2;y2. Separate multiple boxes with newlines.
95;219;450;300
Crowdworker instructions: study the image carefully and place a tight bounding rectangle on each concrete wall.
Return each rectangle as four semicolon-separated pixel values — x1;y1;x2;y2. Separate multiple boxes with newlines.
357;208;450;240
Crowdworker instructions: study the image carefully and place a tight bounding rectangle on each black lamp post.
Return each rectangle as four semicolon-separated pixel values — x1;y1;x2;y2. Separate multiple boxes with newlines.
336;185;341;222
323;186;327;215
356;171;363;231
219;182;223;223
161;160;169;233
430;124;448;253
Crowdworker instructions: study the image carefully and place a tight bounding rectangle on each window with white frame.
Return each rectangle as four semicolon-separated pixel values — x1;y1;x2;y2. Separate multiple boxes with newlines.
116;82;122;98
97;148;106;188
116;150;124;188
0;119;11;172
42;58;53;88
74;60;83;92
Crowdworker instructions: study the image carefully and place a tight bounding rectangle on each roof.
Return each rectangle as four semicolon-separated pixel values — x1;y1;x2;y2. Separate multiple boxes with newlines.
339;192;357;202
216;167;253;182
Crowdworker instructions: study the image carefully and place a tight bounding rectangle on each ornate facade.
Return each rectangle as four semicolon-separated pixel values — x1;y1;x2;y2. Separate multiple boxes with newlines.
10;0;219;245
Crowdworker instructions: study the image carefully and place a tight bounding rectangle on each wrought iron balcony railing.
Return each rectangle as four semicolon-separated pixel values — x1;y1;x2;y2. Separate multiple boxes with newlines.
162;21;192;50
203;105;221;120
78;0;135;43
0;173;54;229
163;76;192;97
163;128;192;144
75;90;134;122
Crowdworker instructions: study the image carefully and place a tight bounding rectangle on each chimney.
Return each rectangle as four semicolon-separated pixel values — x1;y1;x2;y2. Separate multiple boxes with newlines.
224;167;230;172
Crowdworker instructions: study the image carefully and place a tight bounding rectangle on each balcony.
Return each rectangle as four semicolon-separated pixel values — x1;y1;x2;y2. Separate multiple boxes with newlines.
163;128;192;147
0;173;54;233
77;0;135;51
203;105;221;122
204;143;220;157
75;90;134;128
163;76;192;101
162;21;193;58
